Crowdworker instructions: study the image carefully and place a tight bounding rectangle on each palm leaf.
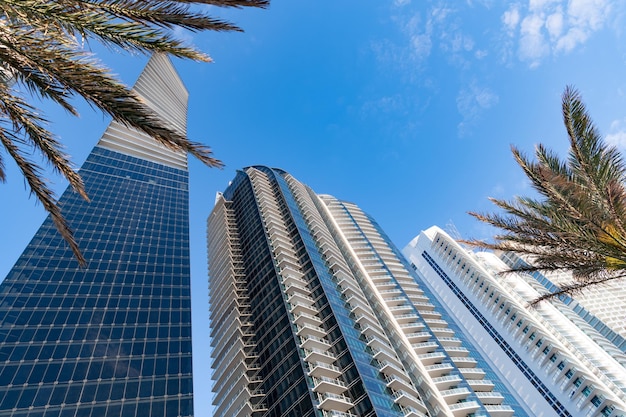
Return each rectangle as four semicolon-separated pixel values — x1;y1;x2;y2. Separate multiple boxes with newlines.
0;0;268;264
464;86;626;302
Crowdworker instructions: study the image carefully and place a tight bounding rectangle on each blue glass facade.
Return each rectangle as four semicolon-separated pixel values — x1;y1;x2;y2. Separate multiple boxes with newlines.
0;145;193;417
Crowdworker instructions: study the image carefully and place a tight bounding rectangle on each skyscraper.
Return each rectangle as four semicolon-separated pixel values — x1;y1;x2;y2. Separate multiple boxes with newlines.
207;166;526;417
497;251;626;353
403;226;626;417
0;55;193;417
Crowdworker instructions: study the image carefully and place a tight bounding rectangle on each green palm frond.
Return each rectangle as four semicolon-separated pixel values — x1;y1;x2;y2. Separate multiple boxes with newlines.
465;87;626;302
0;0;269;265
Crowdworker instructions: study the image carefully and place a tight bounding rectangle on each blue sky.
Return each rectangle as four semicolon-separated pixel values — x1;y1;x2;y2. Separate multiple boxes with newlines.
2;0;626;415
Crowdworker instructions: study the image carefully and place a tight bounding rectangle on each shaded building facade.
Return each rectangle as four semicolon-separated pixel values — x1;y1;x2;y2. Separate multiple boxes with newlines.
207;166;526;417
0;55;193;417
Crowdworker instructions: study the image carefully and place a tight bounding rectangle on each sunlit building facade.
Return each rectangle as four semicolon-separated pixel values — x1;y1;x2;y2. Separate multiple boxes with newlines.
498;252;626;354
207;166;526;417
403;226;626;417
0;55;193;417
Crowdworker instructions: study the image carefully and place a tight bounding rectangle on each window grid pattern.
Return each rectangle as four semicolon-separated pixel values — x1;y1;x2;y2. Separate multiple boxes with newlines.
0;147;193;417
420;251;571;417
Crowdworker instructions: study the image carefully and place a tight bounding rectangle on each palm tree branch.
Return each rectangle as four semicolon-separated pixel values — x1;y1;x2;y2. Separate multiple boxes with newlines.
0;27;81;115
0;127;86;266
0;89;88;200
530;273;626;304
0;36;222;168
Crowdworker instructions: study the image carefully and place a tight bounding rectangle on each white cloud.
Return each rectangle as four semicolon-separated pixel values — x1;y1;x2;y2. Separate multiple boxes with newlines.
519;14;549;65
605;119;626;149
501;0;613;67
502;4;521;33
545;9;564;39
457;82;499;135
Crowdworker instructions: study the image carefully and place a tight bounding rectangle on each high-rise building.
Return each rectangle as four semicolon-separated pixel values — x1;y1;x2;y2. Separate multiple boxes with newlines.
403;226;626;417
207;166;527;417
0;55;193;417
498;251;626;353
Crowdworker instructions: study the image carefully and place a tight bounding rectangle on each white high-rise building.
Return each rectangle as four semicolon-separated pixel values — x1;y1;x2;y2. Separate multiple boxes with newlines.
403;226;626;417
207;167;529;417
498;251;626;354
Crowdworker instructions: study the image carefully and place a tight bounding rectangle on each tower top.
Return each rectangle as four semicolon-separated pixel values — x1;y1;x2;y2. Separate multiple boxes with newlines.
97;54;189;170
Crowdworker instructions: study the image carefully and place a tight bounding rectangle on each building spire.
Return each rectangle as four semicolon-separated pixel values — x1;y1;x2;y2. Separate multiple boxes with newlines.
97;54;189;170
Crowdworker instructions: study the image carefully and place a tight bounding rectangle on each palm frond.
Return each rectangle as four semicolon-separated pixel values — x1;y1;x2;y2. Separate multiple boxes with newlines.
0;127;85;266
0;0;266;263
466;86;626;302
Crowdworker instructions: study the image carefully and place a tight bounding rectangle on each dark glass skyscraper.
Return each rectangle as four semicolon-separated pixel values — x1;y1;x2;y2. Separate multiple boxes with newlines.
207;166;526;417
0;55;193;417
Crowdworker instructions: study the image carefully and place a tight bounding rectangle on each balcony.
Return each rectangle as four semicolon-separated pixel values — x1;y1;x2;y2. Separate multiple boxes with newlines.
424;318;448;327
355;313;379;328
285;282;312;297
309;362;342;379
475;391;505;405
290;300;317;316
350;303;372;318
301;335;331;351
451;357;477;368
447;400;480;417
294;312;322;327
282;272;306;287
412;301;435;311
405;332;431;343
412;341;439;354
317;392;354;413
483;404;515;417
321;411;357;417
416;351;447;366
431;374;463;390
384;296;408;307
313;376;348;395
304;348;336;364
297;323;327;339
378;358;409;375
372;348;402;366
400;406;426;417
395;314;420;324
389;305;414;315
430;327;454;337
366;334;392;351
393;389;428;412
440;387;470;404
466;379;494;392
288;291;315;305
444;347;469;357
360;323;386;340
401;322;425;332
386;374;416;393
277;256;299;272
437;337;462;347
425;362;454;378
459;367;485;380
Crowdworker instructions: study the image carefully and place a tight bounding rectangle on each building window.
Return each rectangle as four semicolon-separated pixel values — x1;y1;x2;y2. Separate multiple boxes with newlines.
582;386;591;397
557;362;565;371
565;369;574;379
549;354;557;362
601;405;614;416
573;378;582;387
